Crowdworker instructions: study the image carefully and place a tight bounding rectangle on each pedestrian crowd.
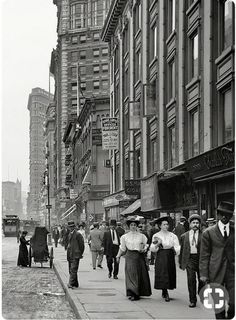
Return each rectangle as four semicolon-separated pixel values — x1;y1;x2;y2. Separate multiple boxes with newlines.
16;200;234;319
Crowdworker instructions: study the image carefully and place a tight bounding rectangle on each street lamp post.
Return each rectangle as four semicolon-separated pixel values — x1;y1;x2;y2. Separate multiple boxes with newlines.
45;142;52;245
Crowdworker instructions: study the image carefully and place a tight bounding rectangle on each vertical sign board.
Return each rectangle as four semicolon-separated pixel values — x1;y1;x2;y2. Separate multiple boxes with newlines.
129;101;141;130
101;117;119;150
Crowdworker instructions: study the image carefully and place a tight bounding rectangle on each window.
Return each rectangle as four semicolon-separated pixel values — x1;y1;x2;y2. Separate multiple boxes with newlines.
150;23;157;62
134;148;141;178
93;80;100;89
169;125;176;167
191;110;199;156
71;66;77;78
102;64;109;72
71;98;77;107
102;79;109;90
79;66;86;75
71;51;78;62
80;50;86;59
80;35;86;43
223;88;233;142
223;1;234;50
92;0;104;26
149;138;157;173
93;33;100;41
93;49;100;57
93;65;100;73
135;49;141;83
123;25;129;55
71;36;78;44
80;82;86;91
71;82;77;91
168;0;176;34
102;47;108;56
191;33;199;79
168;59;175;100
134;2;142;34
70;3;86;29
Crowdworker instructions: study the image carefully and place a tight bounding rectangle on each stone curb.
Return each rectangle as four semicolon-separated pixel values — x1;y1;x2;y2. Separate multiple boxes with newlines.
53;261;89;320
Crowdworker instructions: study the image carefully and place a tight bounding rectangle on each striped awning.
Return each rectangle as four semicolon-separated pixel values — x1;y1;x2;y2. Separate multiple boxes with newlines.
61;204;76;220
120;199;141;216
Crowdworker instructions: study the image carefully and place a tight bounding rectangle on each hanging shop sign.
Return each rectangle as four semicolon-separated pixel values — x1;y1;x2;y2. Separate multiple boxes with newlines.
125;179;141;195
101;117;119;150
141;173;159;212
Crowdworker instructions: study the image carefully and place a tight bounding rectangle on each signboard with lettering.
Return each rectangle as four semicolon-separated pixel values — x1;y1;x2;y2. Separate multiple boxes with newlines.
70;189;78;199
101;118;119;150
141;174;160;212
186;141;234;179
125;180;141;195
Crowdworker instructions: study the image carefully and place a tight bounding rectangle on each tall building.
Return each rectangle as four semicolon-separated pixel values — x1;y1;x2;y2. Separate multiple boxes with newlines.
27;88;53;221
2;180;23;217
101;0;235;221
52;0;111;221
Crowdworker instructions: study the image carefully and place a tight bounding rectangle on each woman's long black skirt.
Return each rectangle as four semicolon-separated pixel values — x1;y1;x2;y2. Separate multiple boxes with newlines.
154;248;176;290
125;250;152;297
17;244;29;267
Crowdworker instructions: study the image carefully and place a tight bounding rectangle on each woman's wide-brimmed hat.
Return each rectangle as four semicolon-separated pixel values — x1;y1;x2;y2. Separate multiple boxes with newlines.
217;201;234;216
126;216;141;226
22;231;28;235
154;215;171;226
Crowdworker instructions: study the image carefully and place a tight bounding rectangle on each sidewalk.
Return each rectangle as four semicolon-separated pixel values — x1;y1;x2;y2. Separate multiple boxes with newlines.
53;243;214;320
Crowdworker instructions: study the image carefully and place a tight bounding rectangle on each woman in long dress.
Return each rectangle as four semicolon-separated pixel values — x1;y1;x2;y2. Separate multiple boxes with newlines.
116;216;152;301
17;231;30;267
150;216;180;302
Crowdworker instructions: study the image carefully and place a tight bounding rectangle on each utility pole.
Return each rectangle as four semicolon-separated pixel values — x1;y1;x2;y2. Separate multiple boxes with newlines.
45;141;52;245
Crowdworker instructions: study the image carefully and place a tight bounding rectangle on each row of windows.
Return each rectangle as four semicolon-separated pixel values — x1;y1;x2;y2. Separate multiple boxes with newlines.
71;78;109;96
71;32;100;45
70;0;111;30
70;47;108;62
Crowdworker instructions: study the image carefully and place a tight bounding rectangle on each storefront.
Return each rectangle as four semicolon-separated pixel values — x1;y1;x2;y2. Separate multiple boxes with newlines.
186;141;235;219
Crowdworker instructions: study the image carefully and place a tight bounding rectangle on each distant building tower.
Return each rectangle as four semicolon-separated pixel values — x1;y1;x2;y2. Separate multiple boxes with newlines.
27;88;53;221
2;180;23;217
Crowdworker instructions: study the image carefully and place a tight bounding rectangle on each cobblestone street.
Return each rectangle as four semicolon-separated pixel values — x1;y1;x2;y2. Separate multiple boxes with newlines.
2;237;76;319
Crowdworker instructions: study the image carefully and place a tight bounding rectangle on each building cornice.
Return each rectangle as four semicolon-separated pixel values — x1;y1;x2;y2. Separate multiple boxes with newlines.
101;0;127;42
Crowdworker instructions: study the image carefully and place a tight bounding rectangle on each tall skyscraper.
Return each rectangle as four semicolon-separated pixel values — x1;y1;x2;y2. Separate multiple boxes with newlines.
27;88;53;221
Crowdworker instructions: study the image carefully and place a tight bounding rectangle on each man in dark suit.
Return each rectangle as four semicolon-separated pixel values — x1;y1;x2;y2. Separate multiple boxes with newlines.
199;201;235;319
179;214;203;308
116;222;125;237
103;219;120;279
67;220;85;289
174;216;187;242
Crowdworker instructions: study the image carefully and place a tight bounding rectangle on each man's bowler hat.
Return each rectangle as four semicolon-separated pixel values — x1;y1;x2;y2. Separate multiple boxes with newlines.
217;201;234;216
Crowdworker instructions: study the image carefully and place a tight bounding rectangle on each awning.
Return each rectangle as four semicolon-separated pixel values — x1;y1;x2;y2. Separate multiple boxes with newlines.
82;166;91;185
120;199;141;216
60;204;76;220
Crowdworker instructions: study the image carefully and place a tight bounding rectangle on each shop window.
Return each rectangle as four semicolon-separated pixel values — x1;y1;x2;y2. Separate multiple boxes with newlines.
222;88;234;143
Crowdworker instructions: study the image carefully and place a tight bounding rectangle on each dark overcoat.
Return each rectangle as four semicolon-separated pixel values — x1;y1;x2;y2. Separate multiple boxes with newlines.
199;223;234;284
179;230;202;270
67;230;85;261
103;229;120;257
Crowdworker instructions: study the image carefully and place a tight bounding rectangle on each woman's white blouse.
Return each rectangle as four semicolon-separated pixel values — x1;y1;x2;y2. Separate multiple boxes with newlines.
150;231;180;255
119;231;148;252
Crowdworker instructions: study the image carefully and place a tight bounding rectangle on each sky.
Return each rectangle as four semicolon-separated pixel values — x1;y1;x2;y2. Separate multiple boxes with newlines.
1;0;57;192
